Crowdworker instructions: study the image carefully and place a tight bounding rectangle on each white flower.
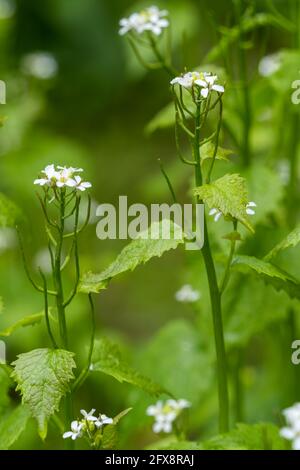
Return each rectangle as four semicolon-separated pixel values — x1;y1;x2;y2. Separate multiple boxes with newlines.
245;201;257;216
34;164;92;191
175;284;201;303
171;71;202;89
119;6;169;36
80;408;98;422
63;420;83;441
258;53;281;77
146;399;191;434
72;175;92;192
95;414;113;428
209;208;223;222
209;201;257;222
0;0;16;19
194;73;225;98
171;71;224;97
21;51;58;80
280;403;300;450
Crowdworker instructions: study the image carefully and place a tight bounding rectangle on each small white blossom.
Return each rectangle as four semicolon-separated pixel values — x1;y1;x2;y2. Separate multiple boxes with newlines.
171;71;224;97
80;408;98;422
209;202;257;222
34;164;92;191
21;51;58;80
245;201;257;216
280;403;300;450
175;284;201;303
209;208;223;222
258;53;281;77
63;420;83;441
119;6;169;36
146;399;191;434
95;414;113;428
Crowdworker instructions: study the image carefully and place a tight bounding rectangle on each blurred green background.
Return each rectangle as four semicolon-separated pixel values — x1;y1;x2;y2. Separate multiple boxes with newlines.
0;0;300;450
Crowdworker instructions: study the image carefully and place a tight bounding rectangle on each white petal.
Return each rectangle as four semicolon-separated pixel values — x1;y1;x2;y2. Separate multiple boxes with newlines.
246;208;255;215
280;427;296;440
153;421;163;433
162;421;172;433
292;437;300;450
201;87;209;98
194;79;207;88
212;84;225;93
247;201;257;207
209;208;218;216
63;432;73;439
214;212;222;222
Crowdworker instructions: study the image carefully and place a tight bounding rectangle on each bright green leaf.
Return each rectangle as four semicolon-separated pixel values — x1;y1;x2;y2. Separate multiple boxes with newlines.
0;312;44;337
92;338;166;396
265;225;300;261
200;142;233;163
194;174;253;232
232;255;300;300
79;220;184;294
11;348;76;439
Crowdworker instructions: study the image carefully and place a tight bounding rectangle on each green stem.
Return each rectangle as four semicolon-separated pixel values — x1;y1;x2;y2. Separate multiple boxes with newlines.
39;269;58;349
206;98;223;183
53;190;68;349
148;33;177;77
72;294;96;392
194;99;229;433
232;348;244;423
220;221;238;295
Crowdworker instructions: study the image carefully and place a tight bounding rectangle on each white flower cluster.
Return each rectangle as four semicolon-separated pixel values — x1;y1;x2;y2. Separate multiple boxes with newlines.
280;403;300;450
175;284;201;303
63;408;113;441
209;202;257;223
34;164;92;191
119;6;169;36
171;71;224;98
146;399;191;434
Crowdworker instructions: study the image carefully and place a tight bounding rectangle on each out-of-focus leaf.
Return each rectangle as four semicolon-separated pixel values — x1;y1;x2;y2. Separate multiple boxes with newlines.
11;348;76;440
0;193;22;228
92;338;166;396
194;174;253;232
232;255;300;300
243;164;284;225
0;312;44;337
200;142;233;163
201;423;287;450
0;405;31;450
79;220;184;293
265;225;300;261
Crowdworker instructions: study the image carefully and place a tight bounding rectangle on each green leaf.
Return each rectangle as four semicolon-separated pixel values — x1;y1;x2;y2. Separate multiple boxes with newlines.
0;312;44;337
101;408;132;450
222;231;242;242
0;405;31;450
265;225;300;261
194;174;253;232
79;220;184;294
200;142;233;163
0;193;22;228
201;423;287;450
11;348;76;439
92;338;166;396
232;255;300;300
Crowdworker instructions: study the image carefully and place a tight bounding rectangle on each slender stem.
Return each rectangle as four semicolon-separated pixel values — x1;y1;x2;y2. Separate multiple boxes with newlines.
63;197;81;308
127;35;161;70
220;221;238;295
53;190;68;349
206;98;223;184
72;294;96;392
158;159;178;203
232;348;244;423
39;269;58;349
193;99;229;433
148;33;178;76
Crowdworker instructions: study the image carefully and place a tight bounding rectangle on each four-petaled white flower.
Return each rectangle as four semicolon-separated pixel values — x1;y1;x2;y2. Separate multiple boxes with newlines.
146;399;191;434
171;71;225;97
34;164;92;191
119;6;169;36
175;284;201;303
209;201;257;223
80;408;98;422
280;403;300;450
95;414;114;428
63;420;83;441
